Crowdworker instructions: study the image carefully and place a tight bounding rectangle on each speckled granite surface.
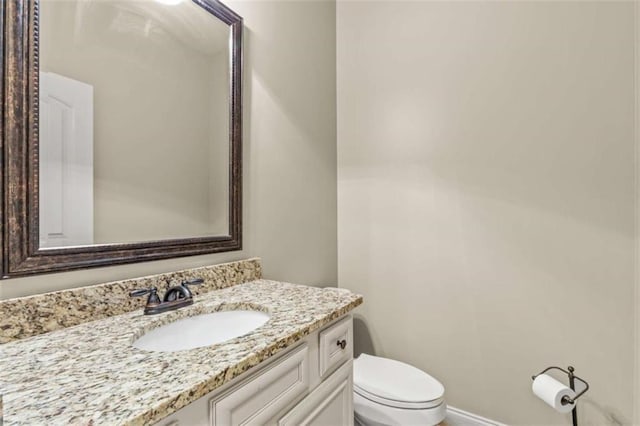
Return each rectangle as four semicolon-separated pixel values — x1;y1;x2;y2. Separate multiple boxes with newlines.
0;279;362;426
0;258;262;343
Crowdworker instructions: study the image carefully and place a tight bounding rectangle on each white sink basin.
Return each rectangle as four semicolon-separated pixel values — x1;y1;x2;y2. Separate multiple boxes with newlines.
132;310;271;352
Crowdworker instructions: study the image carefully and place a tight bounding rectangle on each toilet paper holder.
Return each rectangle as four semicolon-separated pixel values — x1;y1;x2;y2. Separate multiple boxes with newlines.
532;366;589;426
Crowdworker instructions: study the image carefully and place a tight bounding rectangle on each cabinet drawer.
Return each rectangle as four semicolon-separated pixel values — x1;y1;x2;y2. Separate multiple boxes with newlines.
319;316;353;378
210;344;310;425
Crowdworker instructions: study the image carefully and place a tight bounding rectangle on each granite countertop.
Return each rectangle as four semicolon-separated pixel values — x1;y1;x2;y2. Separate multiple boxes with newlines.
0;280;362;426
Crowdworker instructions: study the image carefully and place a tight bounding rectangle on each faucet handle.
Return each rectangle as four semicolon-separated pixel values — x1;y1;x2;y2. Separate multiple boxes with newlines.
179;278;203;298
182;278;204;287
130;287;161;305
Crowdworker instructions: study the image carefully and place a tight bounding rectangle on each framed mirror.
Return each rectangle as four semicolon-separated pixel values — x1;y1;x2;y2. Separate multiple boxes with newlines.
1;0;242;277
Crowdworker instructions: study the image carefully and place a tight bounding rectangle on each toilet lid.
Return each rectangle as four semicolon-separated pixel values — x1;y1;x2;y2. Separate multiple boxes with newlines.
353;354;445;409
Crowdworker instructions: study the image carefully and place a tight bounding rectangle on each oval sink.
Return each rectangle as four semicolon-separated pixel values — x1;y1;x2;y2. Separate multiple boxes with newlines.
132;310;270;352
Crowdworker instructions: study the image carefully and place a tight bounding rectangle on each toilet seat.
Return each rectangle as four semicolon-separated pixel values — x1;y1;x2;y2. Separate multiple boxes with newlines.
353;354;445;410
355;385;444;410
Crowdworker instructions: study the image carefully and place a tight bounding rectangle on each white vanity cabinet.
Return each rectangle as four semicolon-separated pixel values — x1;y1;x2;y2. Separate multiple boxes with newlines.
157;315;354;426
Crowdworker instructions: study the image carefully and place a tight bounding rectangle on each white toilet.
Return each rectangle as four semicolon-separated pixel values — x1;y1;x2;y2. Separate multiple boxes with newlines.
353;354;447;426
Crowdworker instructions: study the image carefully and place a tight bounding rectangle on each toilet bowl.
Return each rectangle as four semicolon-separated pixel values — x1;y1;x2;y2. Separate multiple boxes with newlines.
353;354;446;426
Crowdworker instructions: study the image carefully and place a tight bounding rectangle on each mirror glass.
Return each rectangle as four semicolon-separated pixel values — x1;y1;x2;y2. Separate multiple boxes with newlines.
38;0;231;248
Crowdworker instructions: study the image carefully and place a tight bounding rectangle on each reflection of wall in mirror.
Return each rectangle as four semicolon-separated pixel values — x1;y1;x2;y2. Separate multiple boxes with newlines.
39;0;230;247
209;49;230;236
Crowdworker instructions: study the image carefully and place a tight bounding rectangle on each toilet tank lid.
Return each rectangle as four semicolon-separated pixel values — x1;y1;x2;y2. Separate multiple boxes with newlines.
353;354;445;403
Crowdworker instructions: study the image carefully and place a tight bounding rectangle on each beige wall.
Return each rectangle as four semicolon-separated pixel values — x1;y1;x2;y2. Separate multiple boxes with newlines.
337;1;636;424
0;0;337;299
635;4;640;425
209;50;231;234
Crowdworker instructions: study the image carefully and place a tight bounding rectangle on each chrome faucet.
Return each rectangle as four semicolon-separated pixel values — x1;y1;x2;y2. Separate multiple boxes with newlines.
130;278;204;315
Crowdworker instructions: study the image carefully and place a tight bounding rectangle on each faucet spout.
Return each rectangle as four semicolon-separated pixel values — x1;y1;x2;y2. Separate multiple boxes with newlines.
130;278;204;315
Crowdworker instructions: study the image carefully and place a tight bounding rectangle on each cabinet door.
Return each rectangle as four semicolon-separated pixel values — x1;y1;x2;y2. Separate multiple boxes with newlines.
155;395;210;426
211;344;309;425
278;359;353;426
156;410;207;426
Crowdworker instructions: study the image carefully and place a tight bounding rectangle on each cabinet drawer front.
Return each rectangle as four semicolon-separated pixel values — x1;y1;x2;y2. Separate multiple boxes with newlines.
278;359;353;426
210;344;310;426
319;316;353;378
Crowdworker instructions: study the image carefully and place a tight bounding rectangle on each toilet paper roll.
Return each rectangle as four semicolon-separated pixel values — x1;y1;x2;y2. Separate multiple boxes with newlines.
532;374;576;414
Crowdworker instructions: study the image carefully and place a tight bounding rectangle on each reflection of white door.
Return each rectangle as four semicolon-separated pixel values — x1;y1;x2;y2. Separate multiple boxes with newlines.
39;72;94;248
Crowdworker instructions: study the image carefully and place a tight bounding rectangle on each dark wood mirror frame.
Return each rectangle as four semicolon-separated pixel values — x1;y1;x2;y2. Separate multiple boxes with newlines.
1;0;242;278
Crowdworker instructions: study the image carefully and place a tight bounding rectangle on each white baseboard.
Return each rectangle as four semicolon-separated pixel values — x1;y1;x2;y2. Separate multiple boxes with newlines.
446;406;508;426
